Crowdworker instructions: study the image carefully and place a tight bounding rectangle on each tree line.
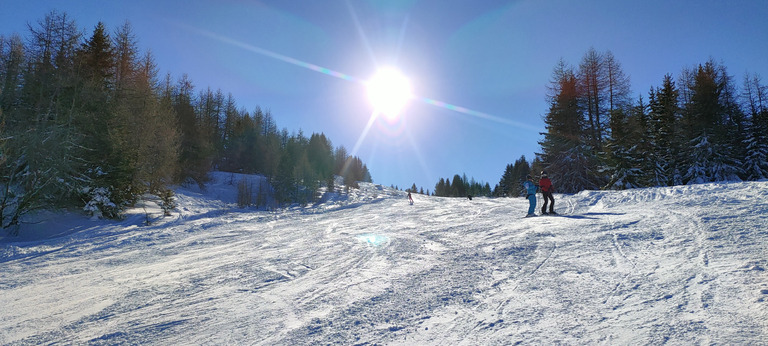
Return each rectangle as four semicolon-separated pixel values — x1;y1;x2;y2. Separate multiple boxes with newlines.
0;11;370;231
514;48;767;195
431;173;492;198
402;173;492;199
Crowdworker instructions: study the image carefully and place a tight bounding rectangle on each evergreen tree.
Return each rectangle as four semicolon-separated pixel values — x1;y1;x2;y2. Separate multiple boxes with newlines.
451;174;465;197
577;48;607;152
680;61;742;183
647;74;682;186
496;156;531;197
293;151;316;205
538;59;597;193
307;133;334;183
196;88;225;168
174;74;212;186
603;106;642;189
513;156;533;193
604;50;632;114
741;73;768;180
435;177;446;197
1;11;86;225
131;51;179;194
496;164;514;197
333;146;348;178
0;11;378;222
76;21;126;203
0;34;25;115
112;21;137;95
720;66;748;180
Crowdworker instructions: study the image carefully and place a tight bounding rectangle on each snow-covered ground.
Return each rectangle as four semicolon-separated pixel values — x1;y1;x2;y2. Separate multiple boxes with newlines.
1;173;767;345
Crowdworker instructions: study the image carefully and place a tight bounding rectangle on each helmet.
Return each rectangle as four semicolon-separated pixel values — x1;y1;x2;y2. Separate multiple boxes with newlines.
541;171;548;177
526;174;532;180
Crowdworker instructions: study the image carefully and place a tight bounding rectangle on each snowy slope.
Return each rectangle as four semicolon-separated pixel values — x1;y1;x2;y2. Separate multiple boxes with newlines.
1;174;767;345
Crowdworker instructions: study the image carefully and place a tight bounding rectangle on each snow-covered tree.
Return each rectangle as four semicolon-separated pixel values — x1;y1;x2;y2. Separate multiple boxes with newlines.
679;60;742;184
647;74;682;186
740;73;768;180
603;107;643;189
539;59;599;193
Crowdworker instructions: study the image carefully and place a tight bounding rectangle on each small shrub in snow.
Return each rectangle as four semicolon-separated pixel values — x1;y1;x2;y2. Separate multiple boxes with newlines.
82;187;121;219
158;189;177;216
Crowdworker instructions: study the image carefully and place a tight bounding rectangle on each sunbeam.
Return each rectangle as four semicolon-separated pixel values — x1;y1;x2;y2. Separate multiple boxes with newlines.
345;0;378;67
350;110;379;158
181;23;537;146
185;25;359;83
422;97;539;131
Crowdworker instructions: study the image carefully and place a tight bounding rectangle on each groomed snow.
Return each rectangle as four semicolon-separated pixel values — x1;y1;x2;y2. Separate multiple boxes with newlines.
1;172;767;344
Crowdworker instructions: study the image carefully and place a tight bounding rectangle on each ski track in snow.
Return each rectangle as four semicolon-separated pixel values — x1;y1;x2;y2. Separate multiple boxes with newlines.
1;175;767;345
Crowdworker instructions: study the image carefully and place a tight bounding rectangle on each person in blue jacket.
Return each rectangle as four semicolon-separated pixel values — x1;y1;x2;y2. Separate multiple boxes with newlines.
523;174;537;217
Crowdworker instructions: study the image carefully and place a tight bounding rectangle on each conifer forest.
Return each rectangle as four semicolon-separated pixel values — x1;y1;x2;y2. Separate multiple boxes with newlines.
0;11;371;229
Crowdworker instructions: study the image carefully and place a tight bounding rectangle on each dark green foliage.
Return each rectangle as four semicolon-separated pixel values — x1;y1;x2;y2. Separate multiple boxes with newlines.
433;173;491;198
537;59;599;193
645;75;682;186
741;73;768;180
494;156;530;197
525;50;762;195
0;11;374;230
679;60;743;183
174;74;212;187
158;188;176;216
603;102;644;189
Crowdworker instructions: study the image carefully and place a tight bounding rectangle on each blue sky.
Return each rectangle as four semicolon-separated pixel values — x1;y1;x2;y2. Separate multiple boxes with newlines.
2;0;767;192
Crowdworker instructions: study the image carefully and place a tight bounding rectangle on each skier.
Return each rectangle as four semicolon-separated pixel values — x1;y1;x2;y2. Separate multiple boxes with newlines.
407;191;414;205
523;174;537;217
539;171;556;215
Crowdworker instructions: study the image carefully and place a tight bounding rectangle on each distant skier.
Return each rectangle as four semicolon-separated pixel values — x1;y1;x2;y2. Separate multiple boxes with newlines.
539;171;556;215
407;191;414;205
523;174;537;217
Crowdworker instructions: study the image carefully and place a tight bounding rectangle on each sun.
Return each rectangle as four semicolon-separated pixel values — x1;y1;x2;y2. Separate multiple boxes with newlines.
366;67;413;120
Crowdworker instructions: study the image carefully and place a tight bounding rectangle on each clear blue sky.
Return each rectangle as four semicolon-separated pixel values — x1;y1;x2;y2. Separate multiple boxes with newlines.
2;0;767;192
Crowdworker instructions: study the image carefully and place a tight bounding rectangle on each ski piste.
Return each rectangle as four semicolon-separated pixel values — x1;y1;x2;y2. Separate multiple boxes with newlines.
3;174;766;345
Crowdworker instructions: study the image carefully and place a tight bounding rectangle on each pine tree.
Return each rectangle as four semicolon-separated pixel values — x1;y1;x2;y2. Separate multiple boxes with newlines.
112;21;137;95
496;164;511;197
740;73;768;180
1;11;379;218
435;177;446;197
514;156;533;190
680;61;742;183
0;34;25;115
451;174;465;197
174;74;215;186
603;107;641;189
604;51;632;114
538;59;597;193
578;48;607;152
308;133;334;183
646;74;682;186
131;51;179;194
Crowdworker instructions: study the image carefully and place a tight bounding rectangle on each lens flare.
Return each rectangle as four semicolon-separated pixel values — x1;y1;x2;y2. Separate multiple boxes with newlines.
366;67;413;121
182;21;539;178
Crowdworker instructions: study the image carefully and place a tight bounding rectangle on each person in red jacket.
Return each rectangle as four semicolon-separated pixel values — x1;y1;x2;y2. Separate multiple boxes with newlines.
539;171;556;215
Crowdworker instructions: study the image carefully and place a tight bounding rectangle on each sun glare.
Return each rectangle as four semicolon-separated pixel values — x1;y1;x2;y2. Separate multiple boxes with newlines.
366;67;413;120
